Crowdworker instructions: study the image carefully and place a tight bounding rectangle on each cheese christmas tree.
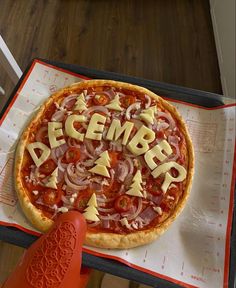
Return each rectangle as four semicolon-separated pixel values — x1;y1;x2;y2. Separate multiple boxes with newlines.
74;93;87;112
140;106;157;125
126;170;144;197
89;150;111;177
105;94;123;111
45;168;58;189
83;193;100;222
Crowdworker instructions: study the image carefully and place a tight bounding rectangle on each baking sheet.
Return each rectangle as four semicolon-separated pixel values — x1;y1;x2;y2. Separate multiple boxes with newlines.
0;60;235;288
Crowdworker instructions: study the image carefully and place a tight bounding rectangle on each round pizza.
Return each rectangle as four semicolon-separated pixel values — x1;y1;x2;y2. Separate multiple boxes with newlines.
15;80;194;249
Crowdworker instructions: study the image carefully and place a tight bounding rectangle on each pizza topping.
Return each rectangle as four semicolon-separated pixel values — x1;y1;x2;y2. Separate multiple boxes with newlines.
105;94;123;111
27;142;51;167
32;190;39;195
83;193;100;222
45;167;58;189
106;119;134;145
157;111;175;130
120;217;131;229
125;102;141;120
74;93;87;112
85;113;106;140
151;161;187;193
38;159;57;175
65;114;86;142
93;94;110;106
114;195;132;212
65;147;81;163
89;151;110;177
51;110;65;122
127;125;155;156
48;122;65;148
153;206;163;215
43;187;62;206
144;140;173;170
120;95;136;108
140;106;157;125
57;207;69;213
126;170;144;198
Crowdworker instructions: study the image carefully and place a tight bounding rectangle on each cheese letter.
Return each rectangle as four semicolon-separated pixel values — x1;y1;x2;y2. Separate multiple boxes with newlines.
85;113;106;140
151;161;187;193
65;114;86;142
144;140;173;170
106;119;134;145
127;125;155;156
48;122;65;149
26;142;50;167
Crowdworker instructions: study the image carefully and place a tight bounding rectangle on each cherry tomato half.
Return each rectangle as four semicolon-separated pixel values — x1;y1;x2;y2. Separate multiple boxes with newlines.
39;159;57;175
120;95;136;108
93;94;109;105
42;188;62;206
65;147;81;163
114;195;132;212
146;179;162;196
74;192;91;212
109;151;119;167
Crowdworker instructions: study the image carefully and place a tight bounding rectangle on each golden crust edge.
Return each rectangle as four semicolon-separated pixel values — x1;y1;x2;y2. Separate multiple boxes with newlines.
14;79;194;248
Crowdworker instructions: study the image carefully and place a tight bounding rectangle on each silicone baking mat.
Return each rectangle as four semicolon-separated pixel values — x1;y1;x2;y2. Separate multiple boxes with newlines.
0;60;235;288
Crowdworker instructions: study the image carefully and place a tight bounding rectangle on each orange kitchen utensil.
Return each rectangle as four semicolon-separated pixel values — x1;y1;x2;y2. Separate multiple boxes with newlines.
2;211;90;288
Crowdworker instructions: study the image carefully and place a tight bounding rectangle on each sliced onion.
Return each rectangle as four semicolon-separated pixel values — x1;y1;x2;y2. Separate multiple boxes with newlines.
66;186;80;196
67;163;90;185
130;119;144;130
147;194;162;205
95;89;115;99
84;139;95;155
83;105;110;117
122;198;143;220
89;182;103;192
64;173;88;190
87;221;101;227
58;156;67;172
35;126;48;142
168;135;179;145
125;102;141;120
99;213;120;221
80;143;94;159
145;95;151;108
97;196;116;203
51;110;65;122
98;206;116;213
81;159;94;167
61;195;71;205
116;161;129;182
156;121;170;131
68;137;81;148
157;111;175;129
125;157;134;175
51;143;68;161
61;94;77;109
95;141;106;155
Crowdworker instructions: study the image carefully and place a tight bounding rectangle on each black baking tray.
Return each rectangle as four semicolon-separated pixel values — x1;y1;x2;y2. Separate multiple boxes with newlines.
0;59;235;288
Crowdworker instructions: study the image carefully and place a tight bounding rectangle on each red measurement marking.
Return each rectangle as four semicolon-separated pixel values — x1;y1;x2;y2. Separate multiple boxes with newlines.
190;275;205;283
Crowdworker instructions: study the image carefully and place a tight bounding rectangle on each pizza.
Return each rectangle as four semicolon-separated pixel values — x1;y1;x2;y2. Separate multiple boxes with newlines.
15;79;194;249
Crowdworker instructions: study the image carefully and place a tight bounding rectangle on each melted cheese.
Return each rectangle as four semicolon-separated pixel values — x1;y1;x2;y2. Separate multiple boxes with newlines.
83;193;100;222
85;113;106;140
65;114;86;142
26;142;51;167
126;170;144;197
127;125;155;156
144;140;173;170
89;164;110;178
151;161;187;193
140;106;157;125
120;217;131;229
106;119;134;145
48;122;65;148
95;151;111;167
74;93;87;112
45;168;58;189
105;94;123;111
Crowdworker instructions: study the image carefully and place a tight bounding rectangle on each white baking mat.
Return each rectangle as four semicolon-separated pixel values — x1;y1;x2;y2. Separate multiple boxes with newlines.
0;60;235;288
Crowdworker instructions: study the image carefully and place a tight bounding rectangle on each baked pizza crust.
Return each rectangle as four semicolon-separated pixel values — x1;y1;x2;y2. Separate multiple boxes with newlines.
15;80;194;248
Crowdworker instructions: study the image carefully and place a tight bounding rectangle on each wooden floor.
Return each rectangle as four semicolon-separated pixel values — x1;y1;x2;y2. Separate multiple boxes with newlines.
0;0;221;286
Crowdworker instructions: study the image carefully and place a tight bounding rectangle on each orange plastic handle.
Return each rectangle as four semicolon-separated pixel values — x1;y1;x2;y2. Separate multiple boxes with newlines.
3;211;88;288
